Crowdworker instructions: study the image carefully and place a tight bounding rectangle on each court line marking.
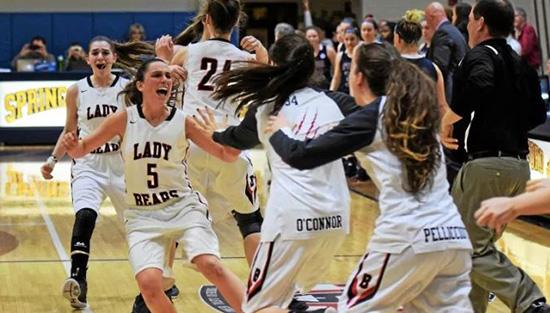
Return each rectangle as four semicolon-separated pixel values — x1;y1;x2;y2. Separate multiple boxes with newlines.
33;184;94;313
0;254;365;264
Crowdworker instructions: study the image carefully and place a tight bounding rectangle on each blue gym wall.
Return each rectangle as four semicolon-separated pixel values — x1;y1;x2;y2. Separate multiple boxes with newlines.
0;12;196;69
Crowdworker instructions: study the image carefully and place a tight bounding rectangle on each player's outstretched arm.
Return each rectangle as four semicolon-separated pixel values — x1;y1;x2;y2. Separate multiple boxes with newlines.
63;110;127;159
186;110;239;162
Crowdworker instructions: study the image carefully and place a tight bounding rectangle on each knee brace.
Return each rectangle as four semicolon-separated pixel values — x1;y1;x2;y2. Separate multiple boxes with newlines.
71;208;98;255
232;209;263;238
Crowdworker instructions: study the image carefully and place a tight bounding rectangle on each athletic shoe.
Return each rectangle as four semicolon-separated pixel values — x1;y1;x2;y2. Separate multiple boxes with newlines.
62;277;87;309
525;300;550;313
131;285;179;313
288;298;309;312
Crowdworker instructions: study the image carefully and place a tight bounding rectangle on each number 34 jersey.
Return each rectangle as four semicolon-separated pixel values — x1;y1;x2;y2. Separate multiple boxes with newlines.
122;104;204;210
183;39;253;126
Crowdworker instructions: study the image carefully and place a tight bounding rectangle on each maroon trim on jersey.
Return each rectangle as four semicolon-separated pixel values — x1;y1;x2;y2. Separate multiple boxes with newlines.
246;241;274;300
346;252;390;308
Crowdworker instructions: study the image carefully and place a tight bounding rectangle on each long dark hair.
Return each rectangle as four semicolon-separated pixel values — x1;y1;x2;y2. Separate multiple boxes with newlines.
212;34;314;114
174;0;246;46
118;58;167;106
88;35;156;75
383;60;441;194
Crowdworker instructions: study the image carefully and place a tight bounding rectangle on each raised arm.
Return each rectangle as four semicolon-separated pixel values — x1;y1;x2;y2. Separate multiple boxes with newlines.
330;52;343;91
63;110;127;159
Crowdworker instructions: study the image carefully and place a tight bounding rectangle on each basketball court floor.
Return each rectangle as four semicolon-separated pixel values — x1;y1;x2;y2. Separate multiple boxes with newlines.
0;147;548;313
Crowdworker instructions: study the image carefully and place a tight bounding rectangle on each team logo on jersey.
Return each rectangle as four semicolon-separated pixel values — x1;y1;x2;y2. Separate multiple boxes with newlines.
199;284;344;312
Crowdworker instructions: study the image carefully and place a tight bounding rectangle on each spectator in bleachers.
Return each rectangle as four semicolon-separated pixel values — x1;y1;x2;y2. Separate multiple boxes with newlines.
127;23;146;42
452;2;471;44
11;36;56;71
515;7;542;69
64;43;91;72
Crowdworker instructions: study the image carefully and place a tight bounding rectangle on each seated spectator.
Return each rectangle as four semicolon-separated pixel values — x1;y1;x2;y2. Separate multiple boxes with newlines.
127;23;146;42
11;36;56;71
64;43;91;72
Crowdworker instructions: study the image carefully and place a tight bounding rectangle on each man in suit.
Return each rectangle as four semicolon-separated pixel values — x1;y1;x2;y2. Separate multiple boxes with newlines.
425;2;469;187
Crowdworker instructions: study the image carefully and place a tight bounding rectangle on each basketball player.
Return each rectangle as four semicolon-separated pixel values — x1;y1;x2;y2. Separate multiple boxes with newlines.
169;0;268;265
193;34;351;313
330;26;360;94
62;58;246;313
265;43;473;312
40;36;129;309
394;10;448;115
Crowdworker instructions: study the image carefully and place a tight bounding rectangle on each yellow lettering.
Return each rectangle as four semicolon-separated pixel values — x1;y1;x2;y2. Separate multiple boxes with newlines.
57;87;67;108
27;89;39;115
15;91;26;120
4;94;16;123
45;88;56;109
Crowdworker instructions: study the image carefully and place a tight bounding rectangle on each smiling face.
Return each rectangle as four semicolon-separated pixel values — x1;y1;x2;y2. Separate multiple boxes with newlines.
87;41;116;72
306;28;320;47
136;61;173;104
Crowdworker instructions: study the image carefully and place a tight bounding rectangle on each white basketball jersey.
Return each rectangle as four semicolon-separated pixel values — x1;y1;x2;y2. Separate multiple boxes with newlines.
183;39;253;126
256;88;350;240
76;75;129;153
122;105;204;210
355;97;472;254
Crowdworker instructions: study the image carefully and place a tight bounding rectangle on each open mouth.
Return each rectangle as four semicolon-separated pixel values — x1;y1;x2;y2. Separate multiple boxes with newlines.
96;63;106;70
156;87;169;96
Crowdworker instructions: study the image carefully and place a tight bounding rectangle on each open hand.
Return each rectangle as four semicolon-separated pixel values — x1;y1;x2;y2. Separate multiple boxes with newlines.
155;35;174;62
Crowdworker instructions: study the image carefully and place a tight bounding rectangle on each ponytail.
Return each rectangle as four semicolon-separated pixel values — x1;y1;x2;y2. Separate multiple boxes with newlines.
212;34;314;114
382;59;441;194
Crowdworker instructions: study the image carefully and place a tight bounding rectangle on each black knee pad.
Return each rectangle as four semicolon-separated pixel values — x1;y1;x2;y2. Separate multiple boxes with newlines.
232;209;263;238
71;208;98;254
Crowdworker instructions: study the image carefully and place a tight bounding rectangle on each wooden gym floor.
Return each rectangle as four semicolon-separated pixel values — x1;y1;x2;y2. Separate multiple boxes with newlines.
0;147;548;313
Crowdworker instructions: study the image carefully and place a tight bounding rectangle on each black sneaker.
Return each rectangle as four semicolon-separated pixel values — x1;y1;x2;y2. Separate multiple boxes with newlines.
525;300;550;313
62;277;87;309
131;285;180;313
165;284;180;300
488;292;496;303
355;167;370;182
288;298;309;312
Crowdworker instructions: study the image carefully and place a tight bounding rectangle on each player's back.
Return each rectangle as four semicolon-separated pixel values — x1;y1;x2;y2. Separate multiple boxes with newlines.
184;39;252;126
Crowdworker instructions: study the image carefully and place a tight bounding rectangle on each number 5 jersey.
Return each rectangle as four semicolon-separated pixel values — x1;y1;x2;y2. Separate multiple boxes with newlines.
122;104;205;210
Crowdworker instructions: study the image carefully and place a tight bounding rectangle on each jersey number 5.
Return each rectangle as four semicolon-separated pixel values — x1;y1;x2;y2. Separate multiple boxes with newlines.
147;164;159;188
198;57;232;91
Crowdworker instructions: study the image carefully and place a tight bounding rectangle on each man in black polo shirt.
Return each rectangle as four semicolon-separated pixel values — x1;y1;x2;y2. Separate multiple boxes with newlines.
441;1;548;313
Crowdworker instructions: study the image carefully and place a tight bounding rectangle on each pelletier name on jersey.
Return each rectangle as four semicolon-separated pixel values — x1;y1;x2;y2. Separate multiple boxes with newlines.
423;226;468;243
296;215;343;232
